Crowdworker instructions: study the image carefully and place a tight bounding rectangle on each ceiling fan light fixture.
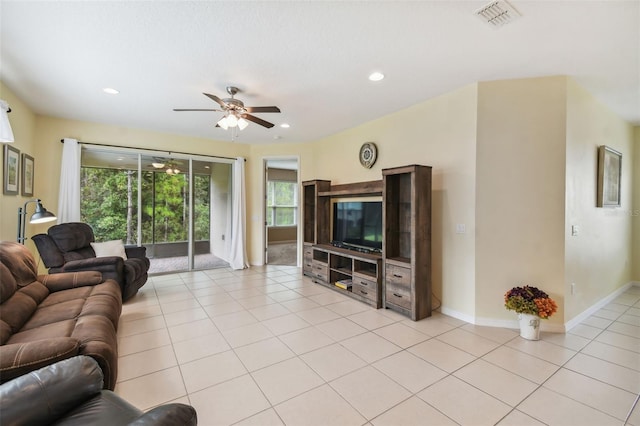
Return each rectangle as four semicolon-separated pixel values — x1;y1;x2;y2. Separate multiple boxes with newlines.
217;116;229;130
237;117;249;130
152;162;165;169
226;113;238;128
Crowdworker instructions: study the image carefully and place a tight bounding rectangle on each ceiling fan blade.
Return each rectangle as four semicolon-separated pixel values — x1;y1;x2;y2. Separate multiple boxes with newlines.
245;106;281;113
173;108;221;112
203;92;226;107
242;114;275;128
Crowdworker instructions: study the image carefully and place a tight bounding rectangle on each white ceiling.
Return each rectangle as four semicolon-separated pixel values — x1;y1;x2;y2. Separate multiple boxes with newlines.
1;1;638;145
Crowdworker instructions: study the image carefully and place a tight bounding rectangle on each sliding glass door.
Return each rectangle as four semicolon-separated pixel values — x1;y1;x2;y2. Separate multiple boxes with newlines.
80;147;232;274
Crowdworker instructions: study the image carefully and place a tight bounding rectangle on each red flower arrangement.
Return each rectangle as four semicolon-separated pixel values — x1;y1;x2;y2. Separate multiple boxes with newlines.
504;285;558;319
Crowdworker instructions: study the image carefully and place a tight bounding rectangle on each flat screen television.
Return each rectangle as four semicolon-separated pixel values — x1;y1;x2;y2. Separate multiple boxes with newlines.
332;201;383;252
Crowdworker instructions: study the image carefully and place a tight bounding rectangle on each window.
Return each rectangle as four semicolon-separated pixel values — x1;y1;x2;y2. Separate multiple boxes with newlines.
266;180;297;226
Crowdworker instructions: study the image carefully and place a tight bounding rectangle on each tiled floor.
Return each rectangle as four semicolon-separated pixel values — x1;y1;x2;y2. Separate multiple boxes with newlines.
114;266;640;426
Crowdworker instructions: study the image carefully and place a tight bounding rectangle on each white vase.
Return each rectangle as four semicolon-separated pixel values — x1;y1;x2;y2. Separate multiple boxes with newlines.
518;313;541;340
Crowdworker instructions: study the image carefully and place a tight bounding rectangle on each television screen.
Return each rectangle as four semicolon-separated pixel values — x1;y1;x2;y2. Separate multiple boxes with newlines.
333;201;382;251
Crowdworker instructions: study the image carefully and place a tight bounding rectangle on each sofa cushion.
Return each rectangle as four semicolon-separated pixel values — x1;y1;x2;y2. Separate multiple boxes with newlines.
0;241;39;288
49;222;95;253
0;283;50;343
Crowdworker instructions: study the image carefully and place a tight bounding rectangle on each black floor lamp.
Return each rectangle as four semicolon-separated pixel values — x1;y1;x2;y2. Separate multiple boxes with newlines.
17;199;57;244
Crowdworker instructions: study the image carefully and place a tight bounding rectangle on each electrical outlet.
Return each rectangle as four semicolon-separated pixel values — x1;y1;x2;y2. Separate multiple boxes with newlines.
456;224;466;234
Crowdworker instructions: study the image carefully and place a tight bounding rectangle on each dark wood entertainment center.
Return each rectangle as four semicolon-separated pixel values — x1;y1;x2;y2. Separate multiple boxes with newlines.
302;164;432;320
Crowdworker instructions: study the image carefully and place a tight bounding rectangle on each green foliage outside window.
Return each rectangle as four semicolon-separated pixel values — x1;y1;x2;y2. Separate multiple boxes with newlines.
266;181;297;226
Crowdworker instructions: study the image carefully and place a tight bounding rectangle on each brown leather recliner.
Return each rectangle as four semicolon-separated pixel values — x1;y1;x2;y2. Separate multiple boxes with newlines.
33;222;149;301
0;356;198;425
0;241;121;390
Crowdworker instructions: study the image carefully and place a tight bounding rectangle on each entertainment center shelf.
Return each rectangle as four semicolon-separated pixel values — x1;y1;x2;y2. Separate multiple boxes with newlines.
302;165;432;320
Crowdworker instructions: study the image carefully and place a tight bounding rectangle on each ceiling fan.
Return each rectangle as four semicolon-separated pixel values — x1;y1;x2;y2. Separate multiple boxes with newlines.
173;86;281;130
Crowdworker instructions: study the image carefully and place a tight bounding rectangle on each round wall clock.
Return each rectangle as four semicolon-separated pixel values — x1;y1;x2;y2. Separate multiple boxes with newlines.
359;142;378;168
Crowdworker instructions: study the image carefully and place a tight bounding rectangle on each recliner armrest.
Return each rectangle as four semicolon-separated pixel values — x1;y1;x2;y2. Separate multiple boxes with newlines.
128;403;198;426
61;256;125;274
0;338;80;384
0;356;103;426
39;270;104;291
125;245;147;259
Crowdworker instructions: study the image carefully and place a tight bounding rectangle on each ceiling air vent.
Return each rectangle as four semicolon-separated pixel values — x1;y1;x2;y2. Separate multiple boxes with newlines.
475;0;520;28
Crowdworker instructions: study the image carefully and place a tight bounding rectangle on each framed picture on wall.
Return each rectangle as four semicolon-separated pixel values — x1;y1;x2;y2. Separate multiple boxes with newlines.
596;145;622;207
3;144;20;195
21;153;34;196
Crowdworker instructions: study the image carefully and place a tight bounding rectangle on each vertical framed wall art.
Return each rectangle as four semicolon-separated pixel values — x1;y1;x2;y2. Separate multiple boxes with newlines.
596;145;622;207
3;144;20;195
21;153;34;196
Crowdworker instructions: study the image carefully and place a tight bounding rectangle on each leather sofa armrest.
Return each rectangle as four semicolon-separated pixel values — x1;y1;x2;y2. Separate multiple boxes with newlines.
62;256;124;273
0;356;103;426
39;271;104;292
125;245;147;259
0;337;80;384
128;404;198;426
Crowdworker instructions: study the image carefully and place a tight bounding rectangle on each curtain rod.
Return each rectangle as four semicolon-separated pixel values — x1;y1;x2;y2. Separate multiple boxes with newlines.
59;139;244;162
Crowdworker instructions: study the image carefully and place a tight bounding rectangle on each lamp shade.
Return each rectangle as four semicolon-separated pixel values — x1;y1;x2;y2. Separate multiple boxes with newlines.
0;99;14;143
30;200;57;224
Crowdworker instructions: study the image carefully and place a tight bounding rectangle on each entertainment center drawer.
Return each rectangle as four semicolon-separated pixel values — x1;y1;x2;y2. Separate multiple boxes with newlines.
385;264;411;287
352;282;377;302
312;261;328;281
352;274;377;290
385;281;411;310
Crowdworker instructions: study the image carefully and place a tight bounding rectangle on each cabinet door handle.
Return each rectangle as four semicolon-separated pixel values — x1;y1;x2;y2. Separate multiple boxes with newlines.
360;281;368;286
360;290;368;295
393;274;403;278
393;293;403;298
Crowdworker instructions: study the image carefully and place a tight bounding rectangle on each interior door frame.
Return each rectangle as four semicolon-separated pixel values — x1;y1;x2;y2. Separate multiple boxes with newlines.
262;156;301;267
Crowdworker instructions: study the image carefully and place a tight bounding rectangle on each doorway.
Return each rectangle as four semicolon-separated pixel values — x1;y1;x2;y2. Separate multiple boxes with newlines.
264;158;299;266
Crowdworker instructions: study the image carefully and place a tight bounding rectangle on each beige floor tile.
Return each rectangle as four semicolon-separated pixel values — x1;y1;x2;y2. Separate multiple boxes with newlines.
347;310;397;331
308;291;351;306
373;350;447;393
454;359;538;406
506;336;577;365
120;303;163;322
595;329;640;352
156;289;194;304
279;326;334;355
238;294;277;309
180;350;247;393
608;321;640;339
377;307;410;322
117;345;177;382
159;297;200;314
228;288;266;300
167;317;218;343
628;403;640;426
262;284;292;294
331;366;411;420
234;408;285;426
518;387;621;425
251;357;324;405
540;331;591;351
290;285;328;297
189;374;271;426
460;323;519;344
370;396;457;426
294;306;341;325
568;323;603;339
114;366;186;411
482;346;559;384
268;289;306;302
326;300;371;316
341;332;402;363
593;308;624;321
602;302;630;314
300;343;367;382
316;317;368;341
118;328;171;356
234;337;296;371
400;317;456;337
118;315;166;337
212;310;258;331
408;339;475;373
436;328;501;357
248;303;291;321
417;375;511;425
373;322;430;348
618;313;640;326
263;313;311;335
563;353;640;393
163;306;208;327
496;409;546;425
275;384;367;426
221;322;274;348
203;300;246;317
613;293;640;306
544;368;636;420
280;297;321;312
581;340;640;371
173;331;230;364
580;315;614;329
195;291;235;306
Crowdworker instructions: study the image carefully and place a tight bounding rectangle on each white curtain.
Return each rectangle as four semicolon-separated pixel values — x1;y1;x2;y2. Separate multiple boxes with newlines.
57;138;81;223
229;157;249;269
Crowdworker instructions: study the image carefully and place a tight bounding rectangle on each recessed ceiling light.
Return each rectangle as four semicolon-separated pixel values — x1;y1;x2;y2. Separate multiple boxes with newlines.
280;123;290;128
368;72;385;82
103;87;119;95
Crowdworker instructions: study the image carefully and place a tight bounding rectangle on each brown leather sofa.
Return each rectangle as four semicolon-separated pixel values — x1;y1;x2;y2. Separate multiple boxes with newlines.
0;356;197;425
33;222;150;301
0;241;121;390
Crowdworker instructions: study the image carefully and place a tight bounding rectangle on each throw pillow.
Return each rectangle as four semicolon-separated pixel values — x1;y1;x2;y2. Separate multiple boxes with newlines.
91;240;128;260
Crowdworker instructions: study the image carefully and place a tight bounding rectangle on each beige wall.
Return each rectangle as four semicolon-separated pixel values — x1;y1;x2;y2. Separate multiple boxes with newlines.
633;128;640;281
476;76;568;327
565;79;636;320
